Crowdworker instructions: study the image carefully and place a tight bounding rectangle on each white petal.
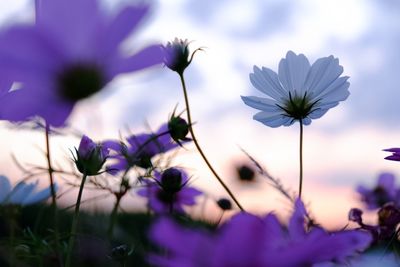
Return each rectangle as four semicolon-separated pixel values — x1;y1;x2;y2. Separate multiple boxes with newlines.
308;108;329;119
24;183;58;205
8;182;36;205
278;51;310;96
241;96;281;111
302;117;312;125
0;175;11;203
254;112;291;128
250;66;286;101
314;77;350;102
305;56;344;98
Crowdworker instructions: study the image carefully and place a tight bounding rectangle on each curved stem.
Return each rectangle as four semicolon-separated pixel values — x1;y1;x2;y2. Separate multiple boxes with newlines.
298;119;304;199
45;124;62;266
179;73;244;211
65;173;88;267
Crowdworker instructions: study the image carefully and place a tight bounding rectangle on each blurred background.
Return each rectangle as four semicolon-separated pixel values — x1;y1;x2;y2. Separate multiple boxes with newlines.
1;0;400;228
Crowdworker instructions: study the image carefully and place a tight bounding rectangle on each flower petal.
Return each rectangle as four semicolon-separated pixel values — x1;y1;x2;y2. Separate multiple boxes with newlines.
35;0;103;59
305;56;344;98
0;175;12;203
253;112;292;128
23;183;58;205
278;51;310;96
107;44;163;77
97;5;149;60
241;96;281;111
249;66;286;101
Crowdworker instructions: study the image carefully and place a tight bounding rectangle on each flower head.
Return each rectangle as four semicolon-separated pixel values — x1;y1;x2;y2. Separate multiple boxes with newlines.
73;135;109;176
0;175;57;206
168;110;191;146
137;168;202;214
0;0;163;126
149;199;372;267
356;172;400;209
241;51;350;127
104;124;181;173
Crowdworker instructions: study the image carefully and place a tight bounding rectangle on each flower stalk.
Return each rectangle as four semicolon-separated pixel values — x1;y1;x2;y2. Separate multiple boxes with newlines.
44;124;62;266
65;173;88;267
299;119;304;198
179;73;244;211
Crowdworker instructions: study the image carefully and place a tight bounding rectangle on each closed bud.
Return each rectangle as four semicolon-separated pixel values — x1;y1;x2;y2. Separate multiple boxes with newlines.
74;135;109;176
160;168;183;194
168;115;190;144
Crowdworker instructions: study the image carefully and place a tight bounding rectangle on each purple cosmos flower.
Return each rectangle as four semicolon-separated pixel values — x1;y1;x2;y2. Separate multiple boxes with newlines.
241;51;350;127
384;148;400;161
0;175;58;206
356;172;400;209
0;0;162;127
137;168;202;214
73;135;109;176
104;124;180;173
149;199;372;267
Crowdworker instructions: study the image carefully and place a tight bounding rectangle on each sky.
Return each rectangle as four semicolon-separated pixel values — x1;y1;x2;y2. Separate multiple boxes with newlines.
1;0;400;228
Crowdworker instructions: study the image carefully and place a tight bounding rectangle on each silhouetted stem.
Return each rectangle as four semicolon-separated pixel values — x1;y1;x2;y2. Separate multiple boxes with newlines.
179;73;244;211
65;173;87;267
298;119;304;198
45;124;62;266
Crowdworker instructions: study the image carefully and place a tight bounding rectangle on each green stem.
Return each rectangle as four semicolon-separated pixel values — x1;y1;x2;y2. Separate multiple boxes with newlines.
65;173;87;267
44;124;62;266
178;73;244;211
298;119;304;199
107;196;121;239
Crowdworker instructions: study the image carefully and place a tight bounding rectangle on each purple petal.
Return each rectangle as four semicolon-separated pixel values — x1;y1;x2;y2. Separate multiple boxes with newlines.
107;44;163;77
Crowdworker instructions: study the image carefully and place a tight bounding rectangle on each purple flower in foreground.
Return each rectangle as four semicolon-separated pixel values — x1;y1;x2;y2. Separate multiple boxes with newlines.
73;135;109;176
356;172;400;209
0;175;58;206
384;148;400;161
0;0;162;127
104;124;180;173
137;168;202;214
149;199;372;267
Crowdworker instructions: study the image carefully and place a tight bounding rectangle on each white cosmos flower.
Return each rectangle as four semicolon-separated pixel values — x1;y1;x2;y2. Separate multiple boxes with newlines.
241;51;350;127
0;175;57;206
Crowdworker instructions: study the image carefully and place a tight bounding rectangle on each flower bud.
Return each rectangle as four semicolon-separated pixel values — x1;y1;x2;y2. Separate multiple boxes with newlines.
348;208;363;224
237;164;255;182
163;38;191;74
217;198;232;211
74;135;109;176
168;114;190;144
160;168;183;194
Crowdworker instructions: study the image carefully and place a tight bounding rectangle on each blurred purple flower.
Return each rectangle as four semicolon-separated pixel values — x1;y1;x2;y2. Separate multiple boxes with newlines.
384;148;400;161
356;172;400;209
149;199;372;267
241;51;350;127
137;168;202;214
104;124;180;173
349;203;400;243
73;135;109;176
0;0;162;127
0;175;58;206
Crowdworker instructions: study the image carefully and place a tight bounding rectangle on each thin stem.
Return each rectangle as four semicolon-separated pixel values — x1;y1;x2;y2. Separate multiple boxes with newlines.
65;173;88;267
298;119;304;198
179;73;244;211
45;124;62;266
107;196;121;239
